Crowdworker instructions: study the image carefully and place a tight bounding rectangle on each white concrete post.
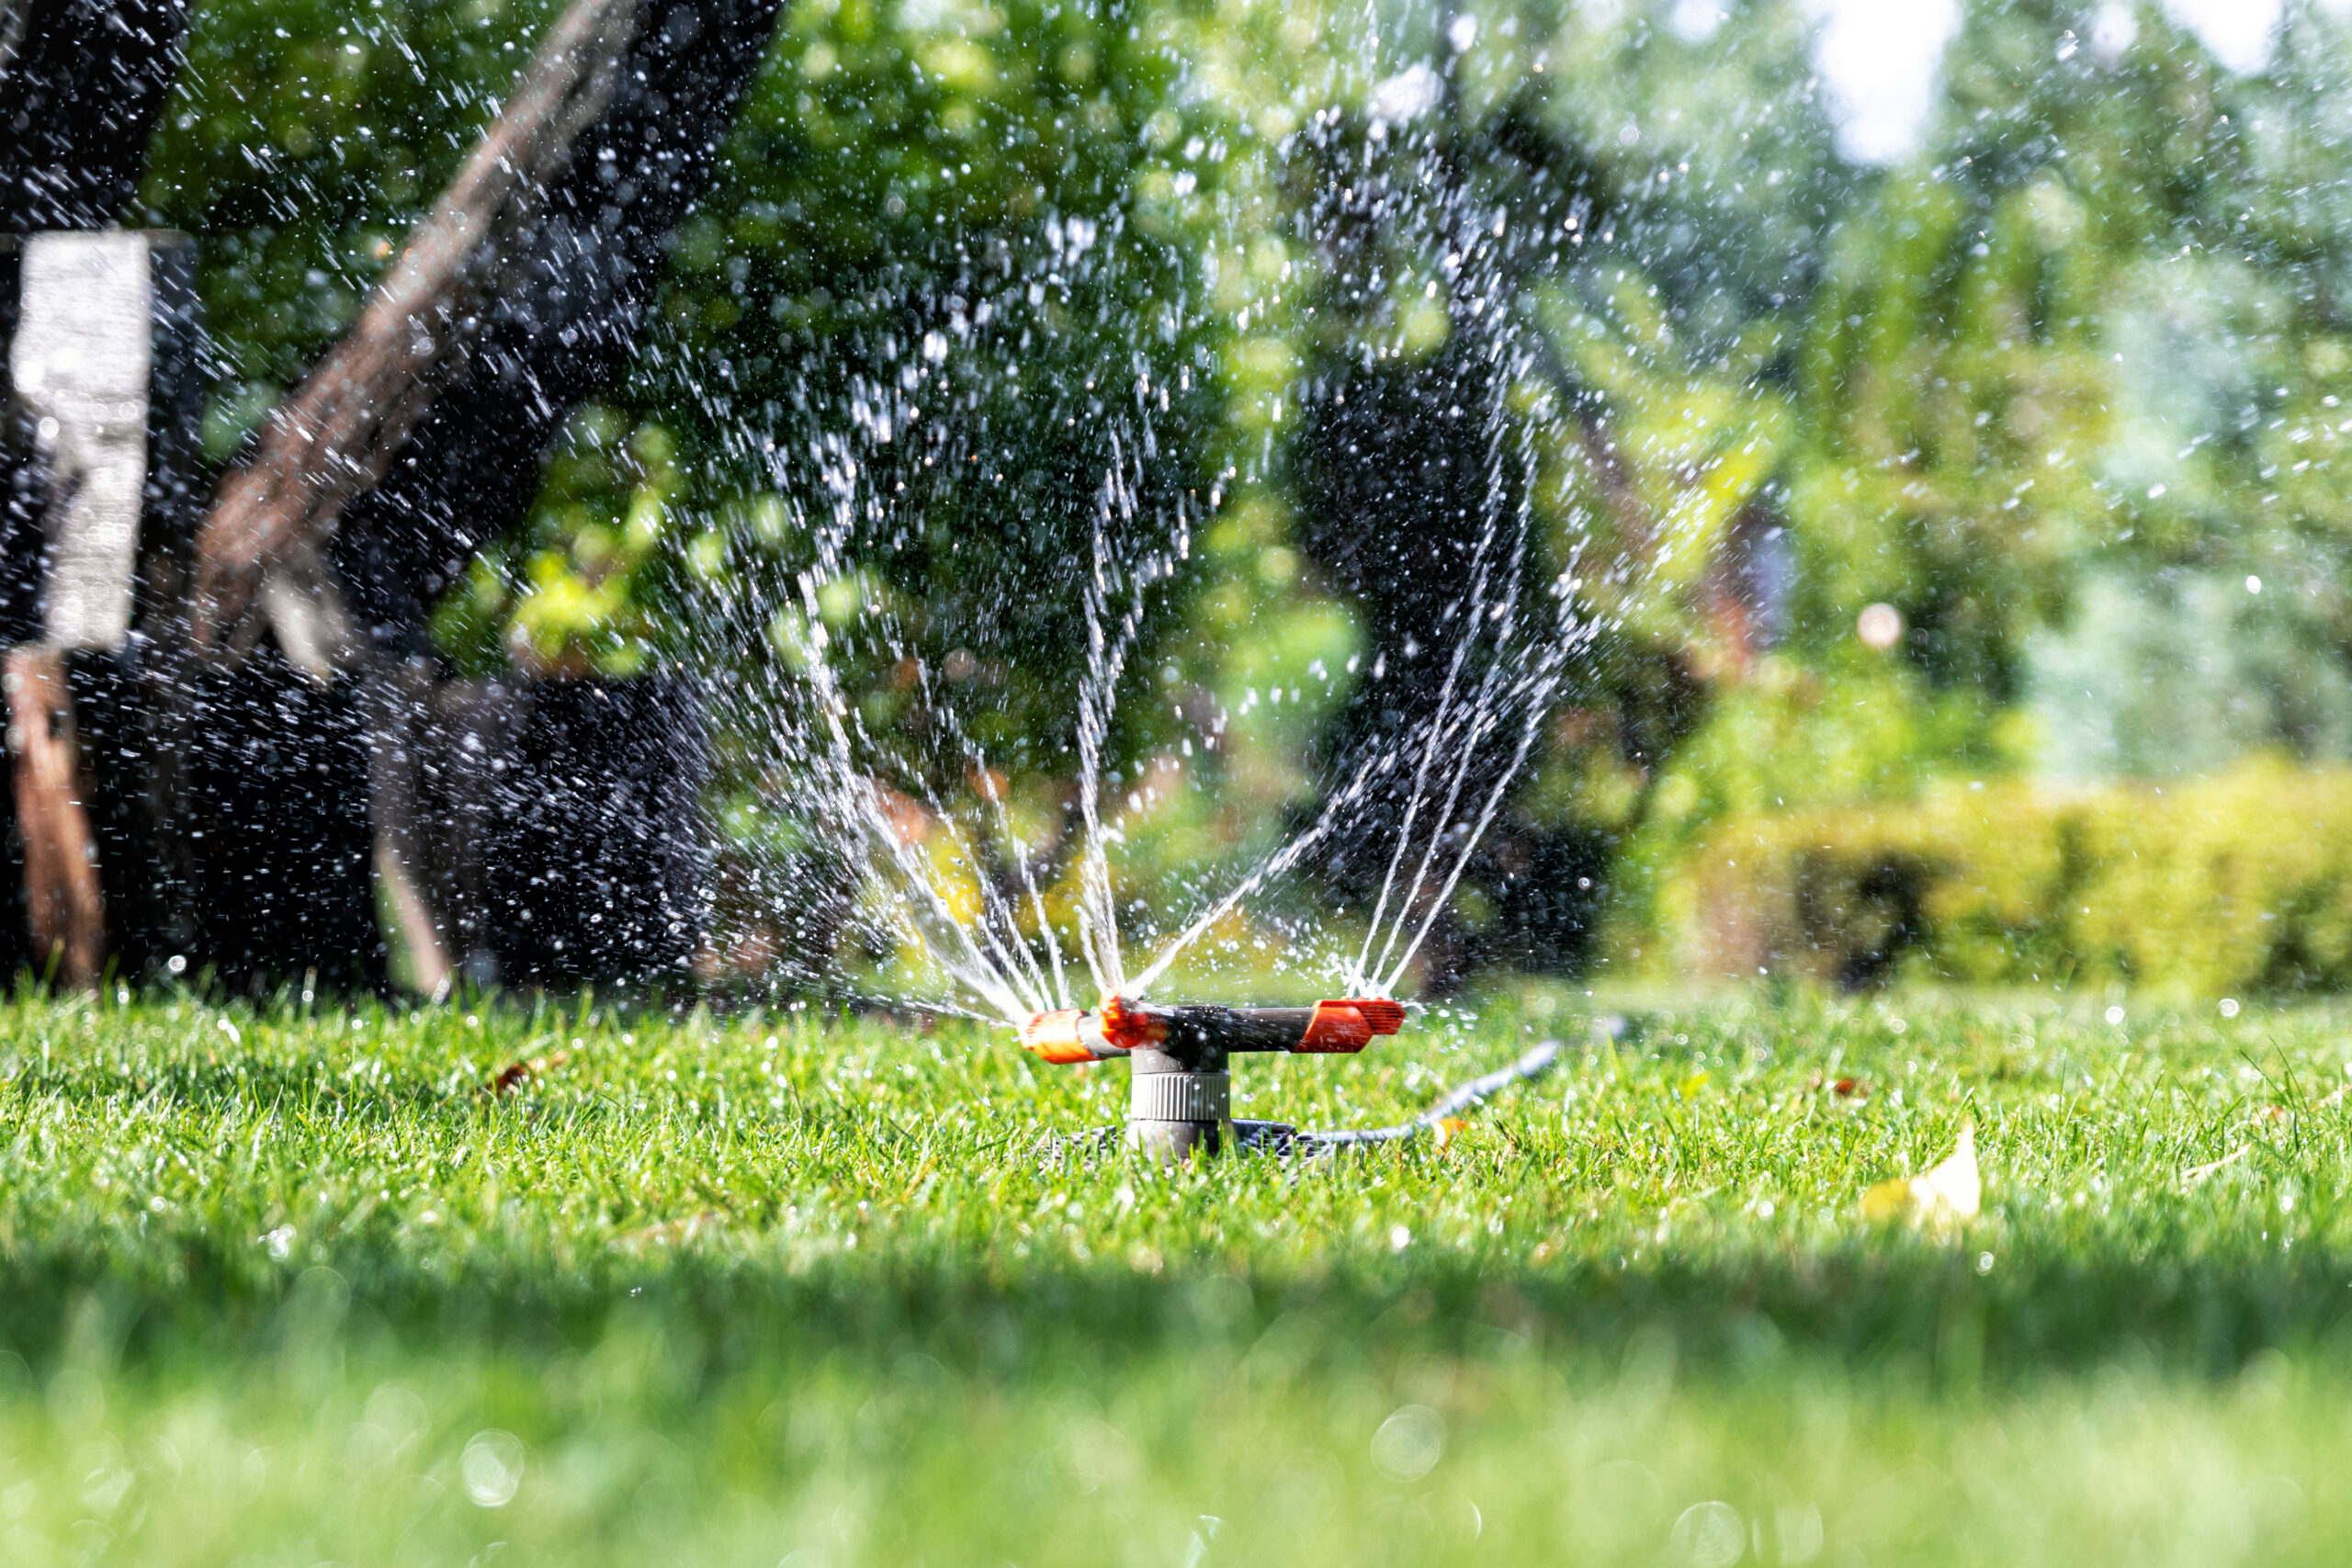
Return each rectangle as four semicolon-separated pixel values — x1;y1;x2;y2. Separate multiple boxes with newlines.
9;230;154;650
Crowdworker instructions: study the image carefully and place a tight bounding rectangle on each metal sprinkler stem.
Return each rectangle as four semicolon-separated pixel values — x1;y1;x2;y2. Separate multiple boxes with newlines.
1127;1043;1230;1160
1019;996;1407;1158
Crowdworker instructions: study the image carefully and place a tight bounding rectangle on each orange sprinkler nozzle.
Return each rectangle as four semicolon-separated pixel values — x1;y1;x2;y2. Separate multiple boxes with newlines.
1019;1008;1123;1064
1099;994;1168;1053
1019;997;1406;1064
1295;998;1408;1053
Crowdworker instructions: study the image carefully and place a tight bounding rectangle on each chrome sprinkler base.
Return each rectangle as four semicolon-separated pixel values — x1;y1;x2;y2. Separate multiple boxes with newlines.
1126;1047;1242;1158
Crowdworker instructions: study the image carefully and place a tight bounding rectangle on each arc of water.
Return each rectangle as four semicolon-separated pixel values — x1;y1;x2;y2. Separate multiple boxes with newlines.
839;723;1039;1022
799;418;1087;1020
1348;633;1475;991
967;747;1073;1010
945;818;1057;1011
788;373;1203;1024
891;677;1062;1014
791;501;1039;1024
1345;355;1528;990
1071;588;1120;998
1357;351;1545;995
1133;335;1557;1004
742;189;1603;1028
1122;767;1379;998
1378;663;1550;997
1362;652;1512;991
848;784;1036;1023
1070;436;1152;1000
1380;616;1595;994
1353;489;1513;992
1375;402;1606;993
906;786;1056;1017
813;433;1064;1022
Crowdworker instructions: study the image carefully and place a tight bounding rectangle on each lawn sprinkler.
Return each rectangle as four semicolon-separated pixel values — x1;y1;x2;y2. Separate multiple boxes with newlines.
1020;996;1407;1157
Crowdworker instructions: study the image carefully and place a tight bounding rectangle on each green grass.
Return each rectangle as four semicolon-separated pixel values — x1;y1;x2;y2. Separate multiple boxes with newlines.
3;986;2352;1564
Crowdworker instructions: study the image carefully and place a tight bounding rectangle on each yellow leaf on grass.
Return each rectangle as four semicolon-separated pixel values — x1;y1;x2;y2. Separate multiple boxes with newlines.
1859;1176;1917;1224
1860;1123;1980;1232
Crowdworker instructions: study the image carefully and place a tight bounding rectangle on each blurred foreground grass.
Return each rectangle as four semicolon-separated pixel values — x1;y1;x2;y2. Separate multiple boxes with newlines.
4;987;2352;1564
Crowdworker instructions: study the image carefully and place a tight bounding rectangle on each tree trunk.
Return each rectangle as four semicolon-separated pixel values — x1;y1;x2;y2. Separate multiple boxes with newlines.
328;0;786;651
5;645;100;982
0;0;189;233
189;0;650;654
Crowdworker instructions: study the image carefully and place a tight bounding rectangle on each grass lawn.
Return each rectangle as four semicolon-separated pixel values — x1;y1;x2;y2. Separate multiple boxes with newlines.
1;985;2349;1565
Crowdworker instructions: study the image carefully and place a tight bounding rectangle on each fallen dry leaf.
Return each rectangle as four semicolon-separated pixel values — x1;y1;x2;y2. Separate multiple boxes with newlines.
1860;1122;1980;1233
485;1049;572;1097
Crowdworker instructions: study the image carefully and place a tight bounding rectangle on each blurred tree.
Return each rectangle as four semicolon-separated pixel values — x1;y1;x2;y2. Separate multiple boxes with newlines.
1254;0;1849;980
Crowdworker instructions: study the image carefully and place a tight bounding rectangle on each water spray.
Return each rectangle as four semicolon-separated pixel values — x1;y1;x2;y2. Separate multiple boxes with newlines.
1021;996;1407;1156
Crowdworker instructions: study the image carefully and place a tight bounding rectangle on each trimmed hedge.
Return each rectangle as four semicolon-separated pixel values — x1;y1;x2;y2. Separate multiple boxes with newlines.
1660;758;2352;993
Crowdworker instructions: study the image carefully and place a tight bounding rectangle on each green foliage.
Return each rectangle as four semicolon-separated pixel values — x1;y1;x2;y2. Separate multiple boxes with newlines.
1599;651;2028;967
8;995;2352;1561
2028;568;2352;779
1534;281;1797;653
1555;1;2352;979
1790;164;2117;696
1664;755;2352;993
431;408;684;678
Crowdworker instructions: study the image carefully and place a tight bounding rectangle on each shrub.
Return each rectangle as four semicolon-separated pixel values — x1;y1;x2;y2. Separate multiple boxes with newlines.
1658;756;2352;994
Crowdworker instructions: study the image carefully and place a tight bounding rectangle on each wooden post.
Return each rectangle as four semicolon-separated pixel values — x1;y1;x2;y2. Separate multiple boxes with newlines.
6;645;99;983
11;232;155;652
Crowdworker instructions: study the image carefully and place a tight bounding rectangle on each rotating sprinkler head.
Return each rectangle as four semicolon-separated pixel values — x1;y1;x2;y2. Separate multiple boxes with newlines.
1021;996;1407;1157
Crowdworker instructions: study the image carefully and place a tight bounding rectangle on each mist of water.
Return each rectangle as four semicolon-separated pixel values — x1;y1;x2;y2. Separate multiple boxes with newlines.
680;62;1624;1031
